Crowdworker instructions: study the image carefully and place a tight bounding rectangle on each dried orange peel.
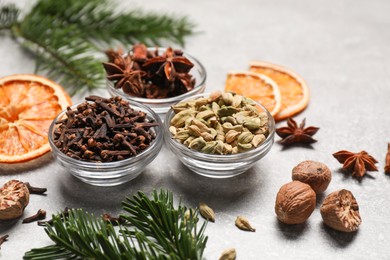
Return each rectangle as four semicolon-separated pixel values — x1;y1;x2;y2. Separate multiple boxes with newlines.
225;71;282;116
0;74;72;163
249;61;309;121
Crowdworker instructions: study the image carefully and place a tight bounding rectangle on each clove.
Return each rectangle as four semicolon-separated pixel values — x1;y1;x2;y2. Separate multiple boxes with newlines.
24;182;47;195
23;209;46;224
38;207;71;226
0;234;9;249
102;213;126;226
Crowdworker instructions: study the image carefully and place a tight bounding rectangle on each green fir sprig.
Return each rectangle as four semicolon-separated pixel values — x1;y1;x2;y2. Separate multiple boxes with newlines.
23;190;208;260
0;0;195;95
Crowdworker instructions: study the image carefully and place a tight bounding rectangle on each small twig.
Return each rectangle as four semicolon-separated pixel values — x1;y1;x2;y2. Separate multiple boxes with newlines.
23;209;46;224
0;235;9;249
24;182;47;195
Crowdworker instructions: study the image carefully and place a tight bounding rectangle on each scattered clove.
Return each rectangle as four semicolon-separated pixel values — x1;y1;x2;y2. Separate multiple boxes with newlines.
53;96;158;162
219;248;236;260
38;207;71;226
22;209;46;224
24;182;47;195
0;234;9;249
102;213;126;226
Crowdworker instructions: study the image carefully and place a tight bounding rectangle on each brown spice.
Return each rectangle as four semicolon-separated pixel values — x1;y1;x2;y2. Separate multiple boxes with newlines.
333;150;378;177
53;96;158;162
292;160;332;194
276;118;319;145
22;209;46;224
0;234;9;249
103;44;195;99
24;182;47;195
385;143;390;174
102;213;126;226
0;180;30;220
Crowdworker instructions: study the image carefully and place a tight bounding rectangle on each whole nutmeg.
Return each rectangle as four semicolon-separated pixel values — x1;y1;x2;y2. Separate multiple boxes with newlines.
292;160;332;193
0;180;30;220
275;181;316;224
320;189;361;232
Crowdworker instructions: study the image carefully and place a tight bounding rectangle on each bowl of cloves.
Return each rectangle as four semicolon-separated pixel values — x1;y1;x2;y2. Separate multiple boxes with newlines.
104;44;207;120
164;92;275;178
48;95;163;186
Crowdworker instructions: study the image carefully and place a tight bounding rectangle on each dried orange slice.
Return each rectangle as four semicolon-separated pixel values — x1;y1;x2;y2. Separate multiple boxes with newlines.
0;74;72;163
250;61;309;121
225;71;282;116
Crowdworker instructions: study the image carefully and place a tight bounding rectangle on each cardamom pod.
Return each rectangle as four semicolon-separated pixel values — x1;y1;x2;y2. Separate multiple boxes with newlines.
214;140;224;155
232;147;239;154
201;141;217;154
219;248;236;260
199;202;215;222
212;102;220;114
189;137;206;151
232;94;243;108
235;216;256;232
183;136;195;146
218;106;238;117
196;110;215;120
188;125;202;137
252;134;266;147
208;91;222;102
174;130;190;142
223;143;233;154
169;126;177;136
225;130;241;144
243;117;261;130
238;143;252;152
172;101;190;113
171;110;196;128
222;122;243;132
191;118;209;132
195;98;209;107
216;134;225;142
200;132;214;142
221;92;234;105
237;131;254;144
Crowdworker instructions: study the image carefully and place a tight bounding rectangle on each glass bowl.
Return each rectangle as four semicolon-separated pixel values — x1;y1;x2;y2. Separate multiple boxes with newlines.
48;100;163;187
106;48;207;120
163;93;275;178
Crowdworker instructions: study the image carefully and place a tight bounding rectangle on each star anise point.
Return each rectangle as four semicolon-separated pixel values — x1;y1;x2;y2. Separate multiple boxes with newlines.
276;118;319;146
333;150;378;177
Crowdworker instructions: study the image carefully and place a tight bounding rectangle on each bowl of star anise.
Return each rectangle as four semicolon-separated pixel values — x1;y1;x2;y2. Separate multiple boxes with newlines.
104;44;207;119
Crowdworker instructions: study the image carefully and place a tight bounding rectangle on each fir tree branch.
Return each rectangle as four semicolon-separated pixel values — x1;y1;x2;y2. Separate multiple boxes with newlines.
23;190;208;260
0;0;195;95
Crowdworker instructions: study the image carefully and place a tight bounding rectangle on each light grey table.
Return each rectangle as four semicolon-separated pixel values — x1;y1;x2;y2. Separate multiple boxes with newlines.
1;0;390;259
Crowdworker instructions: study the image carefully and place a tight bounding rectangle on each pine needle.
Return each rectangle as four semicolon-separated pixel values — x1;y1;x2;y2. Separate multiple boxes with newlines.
0;0;195;95
23;190;208;260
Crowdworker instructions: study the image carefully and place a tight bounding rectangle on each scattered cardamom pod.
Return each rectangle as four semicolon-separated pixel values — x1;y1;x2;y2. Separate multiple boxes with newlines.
219;248;237;260
235;216;256;232
199;202;215;222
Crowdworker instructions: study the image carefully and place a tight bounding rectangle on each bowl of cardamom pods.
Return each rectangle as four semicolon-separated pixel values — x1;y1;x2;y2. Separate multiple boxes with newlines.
105;44;207;120
164;92;275;178
48;95;163;186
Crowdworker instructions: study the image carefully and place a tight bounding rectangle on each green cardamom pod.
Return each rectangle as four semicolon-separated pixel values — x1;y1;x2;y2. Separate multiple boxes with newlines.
212;102;220;114
221;92;234;105
235;216;256;232
201;141;217;154
199;202;215;222
223;143;233;154
225;130;241;144
244;117;261;131
223;116;237;125
183;136;195;146
252;134;266;147
200;132;214;142
231;94;243;107
174;130;190;142
171;110;196;128
188;125;202;137
169;126;177;136
238;143;252;152
238;131;254;144
189;137;207;151
222;122;243;132
214;140;224;155
191;118;209;132
195;98;209;107
219;248;236;260
208;91;222;103
218;106;238;117
196;110;215;120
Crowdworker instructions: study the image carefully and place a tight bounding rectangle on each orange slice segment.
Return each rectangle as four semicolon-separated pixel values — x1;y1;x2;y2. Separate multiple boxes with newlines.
0;74;72;163
225;71;282;116
249;61;309;121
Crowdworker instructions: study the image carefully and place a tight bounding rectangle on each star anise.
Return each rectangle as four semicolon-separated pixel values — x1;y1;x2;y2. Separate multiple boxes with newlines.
333;150;378;177
276;118;319;145
103;55;146;96
142;47;194;81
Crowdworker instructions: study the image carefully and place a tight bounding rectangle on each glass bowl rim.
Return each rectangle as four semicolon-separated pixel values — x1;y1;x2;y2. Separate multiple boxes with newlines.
106;47;207;104
48;98;163;168
163;92;276;160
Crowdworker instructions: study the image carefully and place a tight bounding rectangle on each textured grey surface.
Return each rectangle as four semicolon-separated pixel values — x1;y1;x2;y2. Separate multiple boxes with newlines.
1;0;390;259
